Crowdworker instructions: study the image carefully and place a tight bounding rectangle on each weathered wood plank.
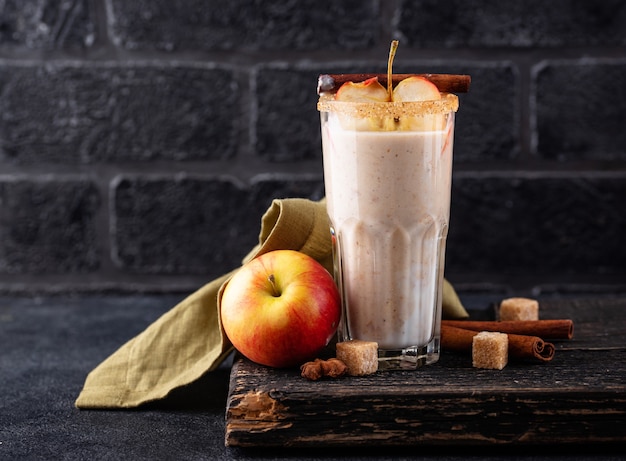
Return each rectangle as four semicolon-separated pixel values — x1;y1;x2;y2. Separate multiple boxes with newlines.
225;298;626;447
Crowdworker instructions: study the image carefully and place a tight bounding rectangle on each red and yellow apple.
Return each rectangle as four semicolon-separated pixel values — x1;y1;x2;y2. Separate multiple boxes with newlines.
220;249;341;368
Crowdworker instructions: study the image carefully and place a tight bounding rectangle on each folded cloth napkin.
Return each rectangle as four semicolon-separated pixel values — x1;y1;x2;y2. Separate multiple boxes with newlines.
75;198;468;409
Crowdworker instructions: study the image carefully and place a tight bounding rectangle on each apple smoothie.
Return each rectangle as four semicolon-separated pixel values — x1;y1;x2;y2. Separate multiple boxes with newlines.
318;89;459;369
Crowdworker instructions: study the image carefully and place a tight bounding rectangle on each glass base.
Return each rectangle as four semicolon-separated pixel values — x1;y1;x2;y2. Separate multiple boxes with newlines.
377;338;440;371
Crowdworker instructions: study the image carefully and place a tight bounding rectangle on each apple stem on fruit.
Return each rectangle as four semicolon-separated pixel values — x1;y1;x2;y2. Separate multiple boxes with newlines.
387;40;399;101
268;274;280;297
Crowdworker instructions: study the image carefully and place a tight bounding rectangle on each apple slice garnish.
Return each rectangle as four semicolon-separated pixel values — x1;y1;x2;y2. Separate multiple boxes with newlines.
330;41;447;131
392;76;444;131
335;76;389;103
392;76;441;102
334;77;391;130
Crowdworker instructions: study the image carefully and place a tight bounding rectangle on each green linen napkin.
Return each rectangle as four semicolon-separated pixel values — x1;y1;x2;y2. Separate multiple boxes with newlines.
75;198;468;409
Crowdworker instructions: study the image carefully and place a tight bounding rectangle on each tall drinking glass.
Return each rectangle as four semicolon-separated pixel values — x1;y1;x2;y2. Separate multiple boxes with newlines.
318;84;459;370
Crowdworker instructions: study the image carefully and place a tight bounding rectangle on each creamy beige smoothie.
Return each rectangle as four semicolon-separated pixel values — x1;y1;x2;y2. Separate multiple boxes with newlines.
319;94;458;368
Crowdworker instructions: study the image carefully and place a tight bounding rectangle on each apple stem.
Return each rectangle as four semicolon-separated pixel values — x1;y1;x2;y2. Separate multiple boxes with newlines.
268;274;280;297
387;39;399;101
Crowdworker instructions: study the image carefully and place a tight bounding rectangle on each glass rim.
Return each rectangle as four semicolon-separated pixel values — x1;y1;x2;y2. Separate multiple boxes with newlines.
317;93;458;117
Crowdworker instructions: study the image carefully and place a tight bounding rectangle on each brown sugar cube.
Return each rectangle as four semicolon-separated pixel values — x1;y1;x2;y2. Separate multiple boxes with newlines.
336;340;378;376
499;297;539;321
472;331;508;370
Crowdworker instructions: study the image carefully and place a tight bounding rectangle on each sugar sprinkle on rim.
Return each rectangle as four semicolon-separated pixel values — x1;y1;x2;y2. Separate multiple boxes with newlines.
317;93;459;117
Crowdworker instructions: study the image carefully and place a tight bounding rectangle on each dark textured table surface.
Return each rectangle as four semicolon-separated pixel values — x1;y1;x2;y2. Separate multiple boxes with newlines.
1;294;624;460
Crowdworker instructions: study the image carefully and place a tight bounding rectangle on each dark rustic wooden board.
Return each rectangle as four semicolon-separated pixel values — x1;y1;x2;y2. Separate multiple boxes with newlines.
225;297;626;447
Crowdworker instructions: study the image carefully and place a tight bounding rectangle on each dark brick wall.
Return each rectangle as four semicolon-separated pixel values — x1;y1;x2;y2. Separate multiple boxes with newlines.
0;0;624;295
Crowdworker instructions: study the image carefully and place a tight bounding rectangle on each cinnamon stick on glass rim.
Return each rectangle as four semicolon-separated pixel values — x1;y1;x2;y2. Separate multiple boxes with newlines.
442;319;574;340
441;325;556;362
317;73;471;95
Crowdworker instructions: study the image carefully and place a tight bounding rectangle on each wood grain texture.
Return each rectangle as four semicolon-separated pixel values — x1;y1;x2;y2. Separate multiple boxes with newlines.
225;298;626;447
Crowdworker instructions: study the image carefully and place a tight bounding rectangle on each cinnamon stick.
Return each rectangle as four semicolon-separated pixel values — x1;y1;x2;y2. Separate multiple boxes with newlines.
441;325;555;362
442;319;573;340
317;73;471;95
